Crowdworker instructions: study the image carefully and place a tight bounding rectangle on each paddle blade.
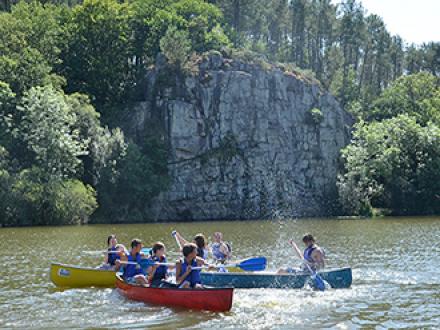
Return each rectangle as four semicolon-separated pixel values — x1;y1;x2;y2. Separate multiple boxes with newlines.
237;257;267;271
311;274;326;291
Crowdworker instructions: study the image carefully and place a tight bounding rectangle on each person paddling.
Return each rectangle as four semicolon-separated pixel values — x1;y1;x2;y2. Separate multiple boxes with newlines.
176;243;208;288
278;233;325;274
102;234;118;270
300;234;325;271
211;232;232;263
118;238;148;285
147;242;170;287
173;231;209;260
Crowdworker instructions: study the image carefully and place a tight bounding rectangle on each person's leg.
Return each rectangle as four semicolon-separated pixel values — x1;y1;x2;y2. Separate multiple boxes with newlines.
277;268;288;274
134;275;148;286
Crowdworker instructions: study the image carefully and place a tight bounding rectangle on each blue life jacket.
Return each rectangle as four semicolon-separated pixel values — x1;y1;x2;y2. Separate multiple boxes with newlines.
151;255;167;282
196;247;208;260
107;247;119;266
123;252;144;279
211;242;227;261
304;245;316;263
178;258;201;287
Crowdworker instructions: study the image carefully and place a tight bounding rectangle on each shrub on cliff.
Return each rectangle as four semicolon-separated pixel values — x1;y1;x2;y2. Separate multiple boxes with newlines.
160;26;191;67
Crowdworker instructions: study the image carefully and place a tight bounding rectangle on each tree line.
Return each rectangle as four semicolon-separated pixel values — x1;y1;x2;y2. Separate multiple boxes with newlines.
0;0;438;225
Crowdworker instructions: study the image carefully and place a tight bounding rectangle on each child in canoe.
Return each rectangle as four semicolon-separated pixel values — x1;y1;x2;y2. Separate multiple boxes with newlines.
278;233;326;274
147;242;171;287
118;238;148;285
101;234;119;270
211;232;232;263
176;243;209;288
173;231;209;260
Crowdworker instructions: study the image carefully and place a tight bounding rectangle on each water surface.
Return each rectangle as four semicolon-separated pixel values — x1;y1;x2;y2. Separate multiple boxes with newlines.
1;217;439;329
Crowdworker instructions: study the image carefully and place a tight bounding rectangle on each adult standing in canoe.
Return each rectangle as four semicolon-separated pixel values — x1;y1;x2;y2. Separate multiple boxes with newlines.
278;233;325;274
118;238;148;285
147;242;170;287
176;243;207;288
173;231;209;260
211;232;232;263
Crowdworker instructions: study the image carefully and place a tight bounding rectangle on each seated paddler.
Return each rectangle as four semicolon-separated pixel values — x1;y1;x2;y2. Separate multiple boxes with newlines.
147;242;170;287
101;234;118;270
118;238;148;285
173;231;209;260
211;232;232;264
176;243;208;289
277;233;325;274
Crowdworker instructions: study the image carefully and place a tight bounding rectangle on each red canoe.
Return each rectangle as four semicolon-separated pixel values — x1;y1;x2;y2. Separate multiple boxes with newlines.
115;275;233;312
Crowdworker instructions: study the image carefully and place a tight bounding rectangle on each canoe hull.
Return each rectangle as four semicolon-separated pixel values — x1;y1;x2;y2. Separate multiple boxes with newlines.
116;276;233;312
200;267;352;289
50;263;116;288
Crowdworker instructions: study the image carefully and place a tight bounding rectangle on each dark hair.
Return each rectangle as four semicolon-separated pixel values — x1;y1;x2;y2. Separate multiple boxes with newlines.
152;242;165;254
182;243;197;257
131;238;142;249
302;234;315;243
193;234;206;249
107;234;116;246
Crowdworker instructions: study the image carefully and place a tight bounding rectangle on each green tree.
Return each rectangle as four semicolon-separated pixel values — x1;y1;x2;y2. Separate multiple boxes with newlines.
338;115;440;216
0;82;15;144
6;167;97;226
160;26;191;66
61;0;133;107
95;138;169;222
0;2;66;95
368;73;440;125
17;85;88;178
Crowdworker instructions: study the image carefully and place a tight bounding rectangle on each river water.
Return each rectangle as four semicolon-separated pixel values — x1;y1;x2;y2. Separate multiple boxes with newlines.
1;217;439;329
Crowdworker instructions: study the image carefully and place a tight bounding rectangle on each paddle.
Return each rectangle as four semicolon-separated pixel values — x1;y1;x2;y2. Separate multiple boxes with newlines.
83;247;151;255
190;257;266;271
119;260;175;267
289;240;325;291
171;230;183;250
225;256;267;271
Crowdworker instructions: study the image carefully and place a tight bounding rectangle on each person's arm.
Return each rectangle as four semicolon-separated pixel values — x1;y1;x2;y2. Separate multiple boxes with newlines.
196;257;216;270
147;265;158;282
104;252;109;264
219;243;229;257
114;259;122;271
175;260;191;285
174;231;189;249
289;240;304;259
311;249;325;269
118;251;128;263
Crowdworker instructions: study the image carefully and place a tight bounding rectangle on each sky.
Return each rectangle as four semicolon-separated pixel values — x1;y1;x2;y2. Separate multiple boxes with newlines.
333;0;440;45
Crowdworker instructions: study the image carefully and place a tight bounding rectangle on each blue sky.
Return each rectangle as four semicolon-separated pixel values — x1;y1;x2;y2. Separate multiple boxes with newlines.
333;0;440;44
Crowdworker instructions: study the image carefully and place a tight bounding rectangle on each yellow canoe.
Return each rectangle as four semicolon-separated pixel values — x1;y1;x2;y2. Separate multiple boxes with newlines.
50;263;116;288
50;262;243;288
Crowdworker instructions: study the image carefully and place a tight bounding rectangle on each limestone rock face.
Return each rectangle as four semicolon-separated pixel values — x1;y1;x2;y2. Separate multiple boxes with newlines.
129;54;352;220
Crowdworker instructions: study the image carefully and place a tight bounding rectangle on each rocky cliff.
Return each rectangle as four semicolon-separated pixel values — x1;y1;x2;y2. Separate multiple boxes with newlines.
127;53;352;220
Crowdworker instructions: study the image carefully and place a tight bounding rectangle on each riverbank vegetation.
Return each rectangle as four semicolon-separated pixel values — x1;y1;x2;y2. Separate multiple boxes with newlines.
0;0;438;225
